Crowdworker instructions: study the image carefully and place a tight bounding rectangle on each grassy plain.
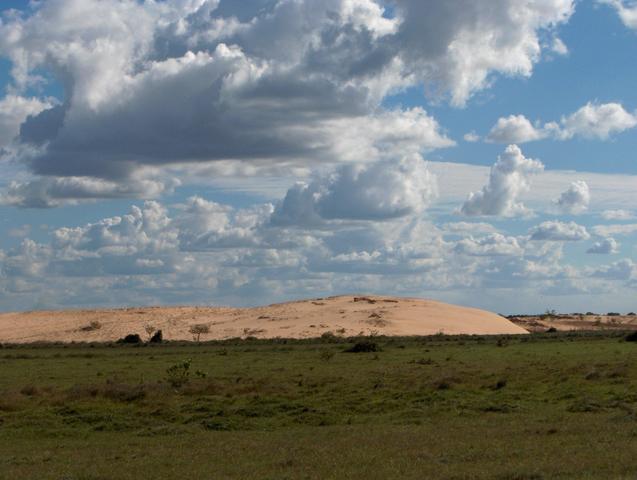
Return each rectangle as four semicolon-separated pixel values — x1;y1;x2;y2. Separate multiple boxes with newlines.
1;332;637;479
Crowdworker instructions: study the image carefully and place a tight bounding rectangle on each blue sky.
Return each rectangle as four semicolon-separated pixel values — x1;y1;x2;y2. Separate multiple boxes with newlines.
0;0;636;314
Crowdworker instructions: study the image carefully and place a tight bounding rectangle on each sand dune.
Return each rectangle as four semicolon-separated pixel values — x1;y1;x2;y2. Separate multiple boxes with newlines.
509;313;637;333
0;295;528;343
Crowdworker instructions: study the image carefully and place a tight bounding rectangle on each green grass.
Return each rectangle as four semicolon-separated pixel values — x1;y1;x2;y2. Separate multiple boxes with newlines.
1;332;637;479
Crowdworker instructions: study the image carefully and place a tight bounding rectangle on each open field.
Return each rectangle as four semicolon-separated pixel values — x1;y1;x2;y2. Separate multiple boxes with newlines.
2;332;637;479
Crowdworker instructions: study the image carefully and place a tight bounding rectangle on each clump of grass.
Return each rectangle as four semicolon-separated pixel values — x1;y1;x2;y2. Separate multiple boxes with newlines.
0;391;24;411
166;359;192;388
101;381;147;402
432;376;459;390
19;385;40;397
492;379;507;390
319;349;335;362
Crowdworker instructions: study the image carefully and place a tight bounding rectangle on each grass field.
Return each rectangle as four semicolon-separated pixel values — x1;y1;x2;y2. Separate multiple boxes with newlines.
1;332;637;479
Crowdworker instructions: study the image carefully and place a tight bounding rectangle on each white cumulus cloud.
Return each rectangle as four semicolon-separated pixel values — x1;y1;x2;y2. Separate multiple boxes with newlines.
586;237;619;254
460;145;544;217
0;0;574;203
271;155;438;226
486;102;637;143
529;220;590;241
554;180;590;214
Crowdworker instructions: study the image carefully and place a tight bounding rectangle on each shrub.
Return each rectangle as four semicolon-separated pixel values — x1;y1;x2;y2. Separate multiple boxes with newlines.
607;312;621;317
166;359;192;387
625;331;637;342
546;327;557;333
319;349;335;361
320;331;337;341
628;312;636;316
149;329;163;343
116;333;142;344
345;340;380;353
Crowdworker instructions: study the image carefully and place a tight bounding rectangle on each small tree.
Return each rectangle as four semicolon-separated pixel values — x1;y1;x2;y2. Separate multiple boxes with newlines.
189;324;210;342
149;329;163;343
144;324;157;341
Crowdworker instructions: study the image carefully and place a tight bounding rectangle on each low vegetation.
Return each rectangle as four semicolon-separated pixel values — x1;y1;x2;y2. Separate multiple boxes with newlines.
1;331;637;478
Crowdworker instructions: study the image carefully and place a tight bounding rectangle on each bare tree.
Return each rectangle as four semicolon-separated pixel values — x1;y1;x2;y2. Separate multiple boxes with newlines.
144;324;157;341
189;324;210;342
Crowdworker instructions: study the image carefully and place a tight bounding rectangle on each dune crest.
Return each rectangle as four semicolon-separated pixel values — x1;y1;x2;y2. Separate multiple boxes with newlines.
0;295;528;343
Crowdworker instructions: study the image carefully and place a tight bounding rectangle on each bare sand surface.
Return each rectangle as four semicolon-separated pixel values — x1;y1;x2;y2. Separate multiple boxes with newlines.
509;313;637;333
0;295;528;343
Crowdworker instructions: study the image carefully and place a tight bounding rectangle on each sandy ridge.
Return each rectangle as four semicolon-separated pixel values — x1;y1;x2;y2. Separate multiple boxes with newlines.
0;295;528;343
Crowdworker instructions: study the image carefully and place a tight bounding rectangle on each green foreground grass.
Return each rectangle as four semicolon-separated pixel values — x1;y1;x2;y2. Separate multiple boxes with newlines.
1;332;637;479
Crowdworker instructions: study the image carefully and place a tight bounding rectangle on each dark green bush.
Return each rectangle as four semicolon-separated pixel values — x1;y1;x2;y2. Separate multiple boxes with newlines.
345;341;380;353
116;334;142;344
149;330;163;343
625;331;637;342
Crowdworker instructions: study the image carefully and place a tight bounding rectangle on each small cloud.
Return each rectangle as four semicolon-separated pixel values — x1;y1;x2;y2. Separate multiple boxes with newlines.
592;223;637;237
8;225;32;238
554;181;590;214
551;37;568;56
601;209;635;220
441;222;498;235
486;115;546;144
529;221;590;241
486;102;637;144
587;237;619;254
463;131;480;142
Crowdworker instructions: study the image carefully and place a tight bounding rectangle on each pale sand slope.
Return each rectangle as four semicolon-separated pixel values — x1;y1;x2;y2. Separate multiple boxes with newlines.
0;295;528;343
509;313;637;333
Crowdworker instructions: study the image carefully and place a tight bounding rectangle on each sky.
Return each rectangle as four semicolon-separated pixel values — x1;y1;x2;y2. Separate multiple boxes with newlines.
0;0;636;314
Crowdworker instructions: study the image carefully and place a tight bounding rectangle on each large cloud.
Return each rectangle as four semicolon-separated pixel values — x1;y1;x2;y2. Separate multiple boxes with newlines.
0;0;574;203
1;174;179;208
460;144;544;217
270;154;438;226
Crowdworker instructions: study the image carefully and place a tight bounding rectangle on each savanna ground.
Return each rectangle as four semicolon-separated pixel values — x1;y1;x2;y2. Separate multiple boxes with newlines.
1;332;637;479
